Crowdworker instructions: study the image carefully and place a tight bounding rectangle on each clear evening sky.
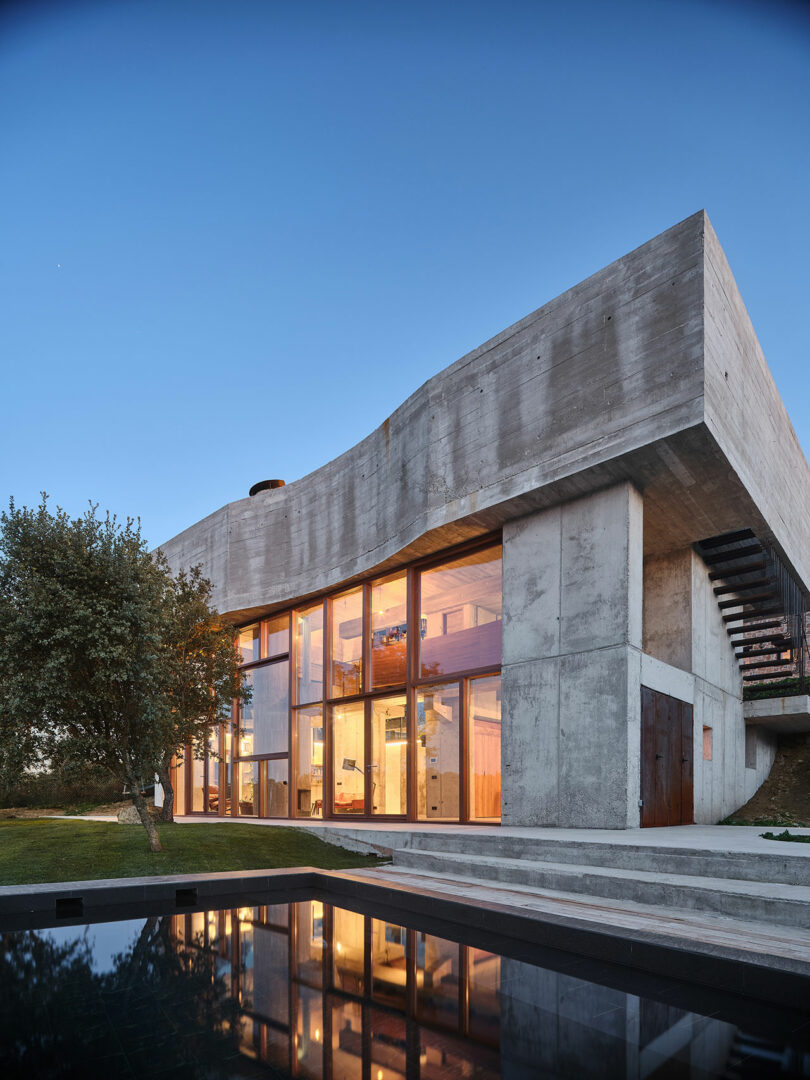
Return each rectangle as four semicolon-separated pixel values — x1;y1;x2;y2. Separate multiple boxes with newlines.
2;0;808;549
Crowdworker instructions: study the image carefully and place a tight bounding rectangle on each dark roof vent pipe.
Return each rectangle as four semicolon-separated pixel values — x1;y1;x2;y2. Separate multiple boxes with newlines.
249;479;285;497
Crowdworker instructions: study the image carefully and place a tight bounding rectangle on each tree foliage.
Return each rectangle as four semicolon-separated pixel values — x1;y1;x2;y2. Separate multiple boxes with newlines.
0;496;244;850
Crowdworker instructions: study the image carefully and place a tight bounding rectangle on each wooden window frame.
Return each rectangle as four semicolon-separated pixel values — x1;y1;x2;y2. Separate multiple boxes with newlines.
225;532;503;825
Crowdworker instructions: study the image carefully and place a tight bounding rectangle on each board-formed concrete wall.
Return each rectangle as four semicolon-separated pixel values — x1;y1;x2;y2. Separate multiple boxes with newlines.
161;210;809;627
641;547;776;823
501;483;643;829
159;211;808;830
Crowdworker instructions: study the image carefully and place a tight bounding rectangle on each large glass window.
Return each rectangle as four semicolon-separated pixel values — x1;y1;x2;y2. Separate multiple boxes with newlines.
265;613;289;658
370;694;407;816
331;701;365;815
240;661;289;756
261;758;289;818
330;588;363;698
237;761;259;816
207;730;221;813
228;539;501;824
370;573;407;688
222;724;234;816
296;603;324;704
173;755;186;815
294;706;324;818
191;756;205;812
238;623;261;664
416;683;460;821
469;675;501;822
419;547;502;678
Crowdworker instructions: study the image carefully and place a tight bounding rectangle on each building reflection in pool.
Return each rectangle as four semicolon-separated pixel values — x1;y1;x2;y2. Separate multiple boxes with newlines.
168;901;775;1079
3;900;807;1078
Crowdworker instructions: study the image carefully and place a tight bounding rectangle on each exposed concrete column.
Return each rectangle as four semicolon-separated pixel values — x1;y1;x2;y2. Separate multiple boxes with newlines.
501;482;643;828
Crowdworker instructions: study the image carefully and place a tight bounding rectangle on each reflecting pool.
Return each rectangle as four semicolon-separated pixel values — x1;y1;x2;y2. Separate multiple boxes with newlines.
0;897;808;1077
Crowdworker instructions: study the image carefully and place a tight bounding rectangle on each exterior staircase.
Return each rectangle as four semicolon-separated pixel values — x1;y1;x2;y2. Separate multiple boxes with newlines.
384;830;810;929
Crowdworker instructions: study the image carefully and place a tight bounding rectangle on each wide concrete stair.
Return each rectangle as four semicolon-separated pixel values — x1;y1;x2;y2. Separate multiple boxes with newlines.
388;832;810;928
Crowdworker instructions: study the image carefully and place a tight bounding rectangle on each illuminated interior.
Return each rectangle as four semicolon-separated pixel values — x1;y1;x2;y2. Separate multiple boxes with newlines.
172;539;502;823
170;900;502;1077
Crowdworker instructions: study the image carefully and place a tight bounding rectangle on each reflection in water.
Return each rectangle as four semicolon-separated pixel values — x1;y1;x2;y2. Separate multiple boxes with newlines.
0;900;808;1078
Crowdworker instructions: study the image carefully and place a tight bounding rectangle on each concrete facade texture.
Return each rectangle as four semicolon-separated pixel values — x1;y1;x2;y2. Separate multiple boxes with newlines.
501;483;643;828
160;211;810;830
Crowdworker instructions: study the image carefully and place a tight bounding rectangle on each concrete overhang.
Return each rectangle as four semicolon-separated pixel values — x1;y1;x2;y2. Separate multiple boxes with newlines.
159;211;810;622
744;696;810;735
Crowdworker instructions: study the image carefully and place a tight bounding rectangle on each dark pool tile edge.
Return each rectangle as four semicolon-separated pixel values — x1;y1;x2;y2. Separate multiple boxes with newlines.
314;869;810;1010
0;866;321;913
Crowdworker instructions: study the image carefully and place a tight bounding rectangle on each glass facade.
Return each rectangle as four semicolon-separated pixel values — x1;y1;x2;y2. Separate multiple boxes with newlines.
172;539;502;823
170;901;502;1078
330;588;363;697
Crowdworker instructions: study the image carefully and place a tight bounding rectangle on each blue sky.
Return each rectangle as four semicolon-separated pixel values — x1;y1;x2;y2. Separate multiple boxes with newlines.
1;0;808;548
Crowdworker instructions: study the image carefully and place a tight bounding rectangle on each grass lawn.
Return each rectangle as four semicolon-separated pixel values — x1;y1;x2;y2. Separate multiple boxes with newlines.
0;819;384;885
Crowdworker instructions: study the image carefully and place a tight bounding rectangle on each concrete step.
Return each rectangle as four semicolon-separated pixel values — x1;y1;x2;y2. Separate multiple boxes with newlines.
390;848;810;928
395;831;810;886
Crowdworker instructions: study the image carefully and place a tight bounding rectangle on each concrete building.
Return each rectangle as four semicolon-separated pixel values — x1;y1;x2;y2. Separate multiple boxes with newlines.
160;210;810;830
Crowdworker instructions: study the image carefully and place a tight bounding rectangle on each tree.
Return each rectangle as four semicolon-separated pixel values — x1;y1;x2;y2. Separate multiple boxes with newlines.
157;564;246;823
0;496;244;851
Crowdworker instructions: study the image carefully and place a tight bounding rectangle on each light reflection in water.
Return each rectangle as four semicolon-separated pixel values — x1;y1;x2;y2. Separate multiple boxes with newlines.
1;901;808;1078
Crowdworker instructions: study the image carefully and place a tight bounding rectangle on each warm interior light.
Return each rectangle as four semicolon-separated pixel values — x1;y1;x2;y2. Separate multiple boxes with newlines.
315;1028;321;1042
336;942;342;953
377;1071;384;1080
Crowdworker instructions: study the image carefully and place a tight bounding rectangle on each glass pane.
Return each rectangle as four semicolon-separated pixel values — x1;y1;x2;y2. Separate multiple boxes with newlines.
371;919;407;1010
296;603;324;704
370;573;407;688
419;546;502;677
173;754;186;815
469;948;501;1045
265;613;289;657
370;694;407;816
238;623;261;664
294;707;324;818
253;921;290;1027
240;661;289;757
191;756;205;812
294;985;323;1079
331;999;363;1079
469;675;501;822
294;900;324;986
332;702;365;815
369;1008;407;1080
261;758;289;817
416;932;460;1028
330;588;363;697
333;908;365;994
416;683;460;821
223;724;234;816
207;729;220;813
237;761;259;816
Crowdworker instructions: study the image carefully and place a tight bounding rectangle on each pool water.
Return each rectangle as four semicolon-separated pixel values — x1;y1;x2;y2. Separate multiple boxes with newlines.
0;896;808;1078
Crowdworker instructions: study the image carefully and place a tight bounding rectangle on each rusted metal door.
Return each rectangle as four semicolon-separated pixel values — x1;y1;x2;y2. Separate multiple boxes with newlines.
641;686;694;827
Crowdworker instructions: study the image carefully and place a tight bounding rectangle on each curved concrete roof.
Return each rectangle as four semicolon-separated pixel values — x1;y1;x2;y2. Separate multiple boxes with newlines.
160;211;810;621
